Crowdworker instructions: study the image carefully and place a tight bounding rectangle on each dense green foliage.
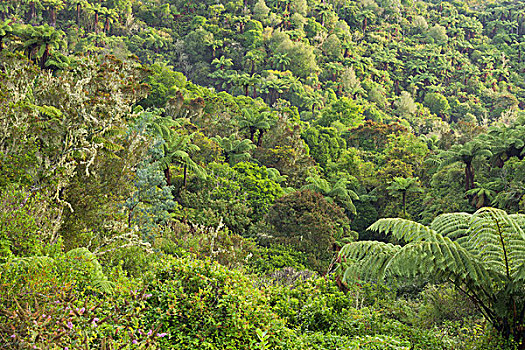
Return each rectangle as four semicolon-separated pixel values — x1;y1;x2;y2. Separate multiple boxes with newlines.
1;0;525;348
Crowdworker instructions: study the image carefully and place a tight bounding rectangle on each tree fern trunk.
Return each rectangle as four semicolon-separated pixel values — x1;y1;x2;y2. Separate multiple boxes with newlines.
29;2;36;22
183;164;187;188
465;162;474;191
257;130;264;147
77;4;81;25
164;166;171;186
40;44;50;69
94;12;99;33
50;8;57;27
402;191;407;217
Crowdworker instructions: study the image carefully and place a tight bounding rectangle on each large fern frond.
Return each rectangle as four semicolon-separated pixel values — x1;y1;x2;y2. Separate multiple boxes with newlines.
338;241;400;281
464;208;525;282
348;216;499;288
369;218;438;243
340;208;525;341
430;212;471;240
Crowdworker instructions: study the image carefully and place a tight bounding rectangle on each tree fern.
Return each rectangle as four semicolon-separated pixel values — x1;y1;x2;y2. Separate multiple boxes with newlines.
338;207;525;344
302;175;359;215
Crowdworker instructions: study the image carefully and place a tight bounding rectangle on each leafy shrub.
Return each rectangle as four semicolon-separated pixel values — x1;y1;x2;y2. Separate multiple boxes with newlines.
158;220;258;268
268;278;447;349
0;249;163;349
1;248;114;296
265;267;317;287
144;255;291;349
268;278;357;332
98;245;160;278
246;245;308;274
0;184;60;261
416;284;478;327
293;333;410;350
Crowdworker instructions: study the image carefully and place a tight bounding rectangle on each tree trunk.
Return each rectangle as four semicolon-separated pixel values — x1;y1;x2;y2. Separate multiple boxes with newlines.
249;127;256;143
257;130;264;147
105;17;110;33
76;4;81;25
94;12;99;33
164;166;171;186
50;8;57;27
402;191;407;217
465;162;474;191
29;2;36;22
183;164;187;188
40;44;50;69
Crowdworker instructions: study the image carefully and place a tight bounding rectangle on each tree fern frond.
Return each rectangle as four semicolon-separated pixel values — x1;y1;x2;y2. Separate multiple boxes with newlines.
92;279;115;294
338;241;400;282
430;212;471;239
369;218;438;243
465;208;525;278
5;256;54;270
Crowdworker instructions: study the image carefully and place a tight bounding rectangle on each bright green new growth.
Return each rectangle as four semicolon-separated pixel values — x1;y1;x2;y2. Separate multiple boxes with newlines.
338;207;525;344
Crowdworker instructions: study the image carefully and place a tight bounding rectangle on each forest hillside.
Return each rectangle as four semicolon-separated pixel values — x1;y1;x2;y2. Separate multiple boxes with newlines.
0;0;524;348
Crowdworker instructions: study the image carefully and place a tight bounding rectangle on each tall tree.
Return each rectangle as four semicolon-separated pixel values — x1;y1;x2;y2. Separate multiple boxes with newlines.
23;0;41;23
267;189;352;272
237;109;273;146
148;115;205;188
17;24;65;69
212;135;255;166
41;0;64;27
438;140;492;191
88;3;106;34
101;7;118;34
68;0;90;26
302;175;359;215
386;177;422;217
